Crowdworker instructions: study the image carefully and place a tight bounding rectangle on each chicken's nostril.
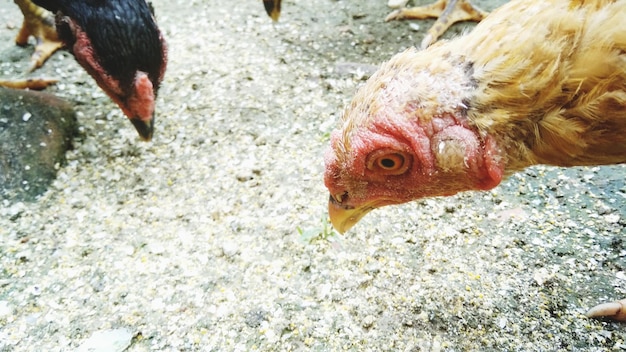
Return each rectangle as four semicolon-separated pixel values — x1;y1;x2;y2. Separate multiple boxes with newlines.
330;192;348;204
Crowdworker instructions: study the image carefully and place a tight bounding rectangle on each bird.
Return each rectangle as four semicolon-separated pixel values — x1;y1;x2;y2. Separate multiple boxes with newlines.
260;0;486;49
263;0;281;21
12;0;63;72
323;0;626;320
386;0;489;49
2;0;168;141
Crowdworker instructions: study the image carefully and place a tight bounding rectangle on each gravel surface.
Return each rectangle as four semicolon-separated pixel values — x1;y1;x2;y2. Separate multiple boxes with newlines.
1;0;625;351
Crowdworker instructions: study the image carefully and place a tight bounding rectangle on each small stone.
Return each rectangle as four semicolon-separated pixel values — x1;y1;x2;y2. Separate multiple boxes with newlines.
604;213;620;223
409;23;421;31
362;315;376;328
497;317;508;329
221;241;239;257
76;328;133;352
0;301;11;318
388;0;409;8
533;268;553;286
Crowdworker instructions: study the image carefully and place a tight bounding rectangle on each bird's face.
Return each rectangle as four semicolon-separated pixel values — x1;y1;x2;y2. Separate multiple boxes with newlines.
324;107;504;234
117;71;157;141
323;47;507;233
72;36;159;141
324;126;418;233
53;4;167;141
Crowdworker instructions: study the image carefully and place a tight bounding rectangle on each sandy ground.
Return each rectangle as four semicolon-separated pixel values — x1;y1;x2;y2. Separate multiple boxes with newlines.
1;0;625;350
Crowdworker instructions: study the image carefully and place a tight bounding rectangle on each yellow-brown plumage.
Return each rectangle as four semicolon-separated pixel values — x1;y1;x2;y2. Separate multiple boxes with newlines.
324;0;626;321
463;0;626;170
325;0;626;234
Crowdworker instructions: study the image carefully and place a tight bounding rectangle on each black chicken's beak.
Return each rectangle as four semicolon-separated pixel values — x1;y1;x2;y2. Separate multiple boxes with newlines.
130;116;154;141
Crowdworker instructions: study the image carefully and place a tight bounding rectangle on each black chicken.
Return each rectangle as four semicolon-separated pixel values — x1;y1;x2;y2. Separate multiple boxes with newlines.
5;0;168;141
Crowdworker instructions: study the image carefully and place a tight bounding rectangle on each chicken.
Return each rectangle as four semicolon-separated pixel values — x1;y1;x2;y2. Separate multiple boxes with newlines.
0;0;61;90
263;0;281;21
261;0;485;49
386;0;488;48
3;0;168;141
324;0;626;320
12;0;62;72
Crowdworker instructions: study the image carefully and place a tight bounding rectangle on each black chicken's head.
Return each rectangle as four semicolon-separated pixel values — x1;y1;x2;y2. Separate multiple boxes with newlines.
35;0;168;140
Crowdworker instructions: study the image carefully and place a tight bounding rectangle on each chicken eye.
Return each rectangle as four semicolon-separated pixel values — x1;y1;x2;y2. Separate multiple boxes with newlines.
378;155;403;170
366;150;411;175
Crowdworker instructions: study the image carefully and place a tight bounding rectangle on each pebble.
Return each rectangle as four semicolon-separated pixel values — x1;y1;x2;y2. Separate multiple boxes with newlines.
76;328;133;352
388;0;410;8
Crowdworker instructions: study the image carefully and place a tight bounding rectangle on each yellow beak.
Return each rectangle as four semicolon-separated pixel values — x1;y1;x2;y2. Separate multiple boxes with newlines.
327;195;375;234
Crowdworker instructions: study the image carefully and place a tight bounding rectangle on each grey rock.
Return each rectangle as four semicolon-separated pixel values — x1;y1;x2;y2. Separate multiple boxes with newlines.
0;87;77;201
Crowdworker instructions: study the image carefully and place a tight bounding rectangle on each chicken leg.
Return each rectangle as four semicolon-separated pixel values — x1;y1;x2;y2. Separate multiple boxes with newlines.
586;299;626;322
0;0;61;90
386;0;488;48
13;0;63;71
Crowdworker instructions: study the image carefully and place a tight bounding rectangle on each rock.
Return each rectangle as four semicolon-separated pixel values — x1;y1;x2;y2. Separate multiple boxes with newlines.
0;87;77;201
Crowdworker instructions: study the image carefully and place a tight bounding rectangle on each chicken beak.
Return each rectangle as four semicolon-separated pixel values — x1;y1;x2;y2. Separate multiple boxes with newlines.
130;116;154;141
263;0;281;21
328;194;375;234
